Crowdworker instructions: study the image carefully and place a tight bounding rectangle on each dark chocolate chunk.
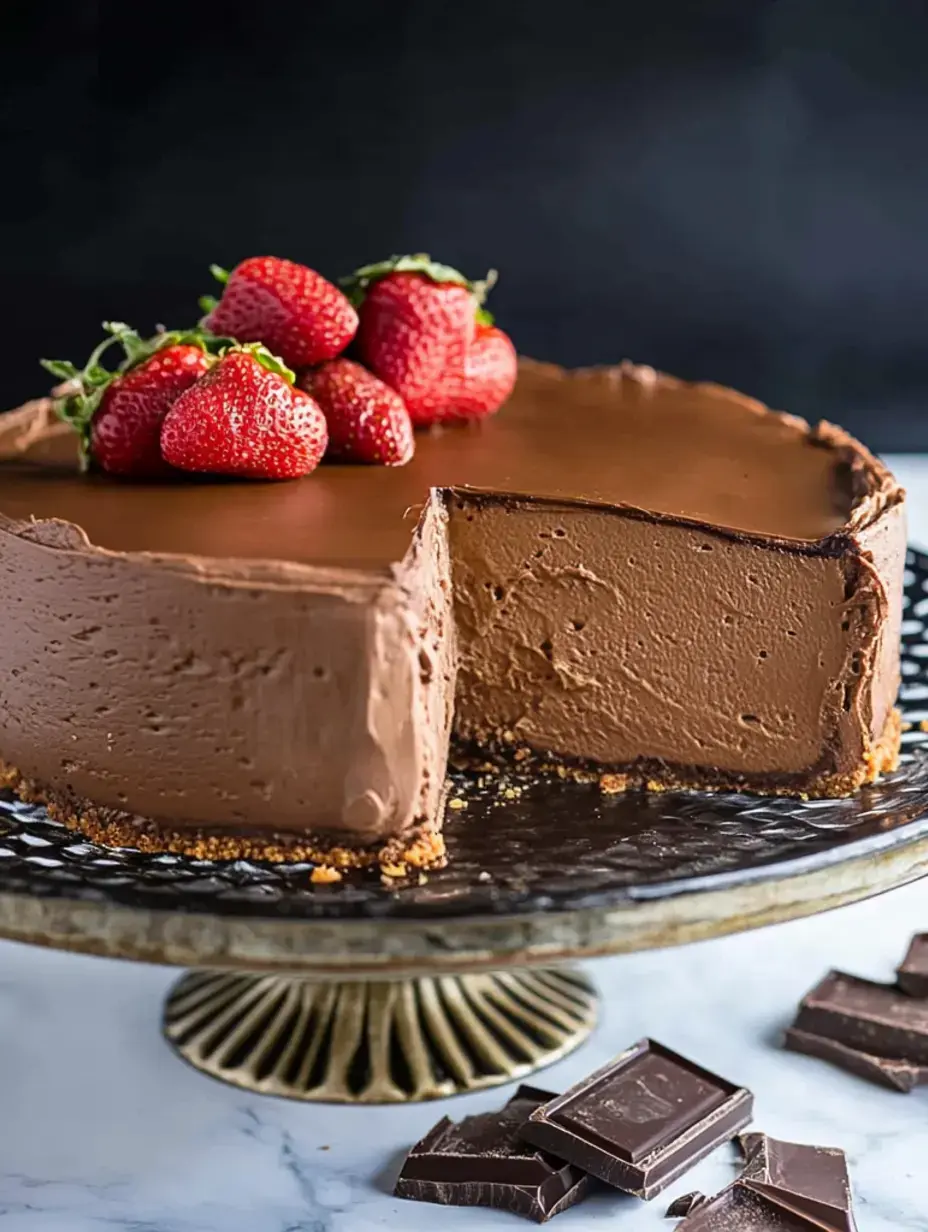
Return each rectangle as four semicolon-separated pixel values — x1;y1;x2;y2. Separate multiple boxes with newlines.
520;1039;753;1200
393;1084;592;1223
670;1134;858;1230
785;1025;928;1092
897;933;928;997
669;1183;822;1229
738;1132;857;1232
666;1191;709;1216
791;970;928;1063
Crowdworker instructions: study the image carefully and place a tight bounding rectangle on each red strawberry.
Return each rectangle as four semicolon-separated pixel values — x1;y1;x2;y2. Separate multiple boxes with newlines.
202;256;358;369
42;324;213;477
342;254;516;425
160;345;327;480
439;323;517;422
301;359;414;466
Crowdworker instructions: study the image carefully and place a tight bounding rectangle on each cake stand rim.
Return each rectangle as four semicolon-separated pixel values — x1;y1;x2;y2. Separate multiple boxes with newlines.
0;814;924;975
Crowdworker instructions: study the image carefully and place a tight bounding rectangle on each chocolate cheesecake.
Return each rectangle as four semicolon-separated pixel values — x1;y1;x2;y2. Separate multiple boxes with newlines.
0;361;906;865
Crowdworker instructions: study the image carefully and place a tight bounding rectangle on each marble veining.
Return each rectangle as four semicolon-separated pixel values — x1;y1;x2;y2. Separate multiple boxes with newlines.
1;456;928;1232
2;877;928;1231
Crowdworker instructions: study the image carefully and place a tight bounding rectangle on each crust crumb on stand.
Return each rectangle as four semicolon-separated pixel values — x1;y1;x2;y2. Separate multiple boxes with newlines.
599;773;629;794
309;865;343;885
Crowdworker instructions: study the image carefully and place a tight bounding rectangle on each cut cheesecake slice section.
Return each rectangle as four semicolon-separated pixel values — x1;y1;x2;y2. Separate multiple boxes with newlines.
0;361;906;861
448;485;902;796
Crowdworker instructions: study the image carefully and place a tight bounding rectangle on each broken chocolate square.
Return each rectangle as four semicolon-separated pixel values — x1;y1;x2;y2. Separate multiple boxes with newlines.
670;1133;857;1231
790;970;928;1064
897;933;928;998
394;1084;592;1222
738;1132;857;1232
669;1183;826;1229
520;1039;753;1199
785;1025;928;1092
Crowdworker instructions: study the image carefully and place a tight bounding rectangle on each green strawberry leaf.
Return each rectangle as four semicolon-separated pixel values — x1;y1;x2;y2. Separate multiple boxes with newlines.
470;268;498;307
102;321;148;368
341;253;500;319
341;253;469;303
41;325;132;469
41;321;225;471
126;326;230;367
475;307;495;328
40;359;81;382
196;266;230;323
226;342;296;385
198;331;239;352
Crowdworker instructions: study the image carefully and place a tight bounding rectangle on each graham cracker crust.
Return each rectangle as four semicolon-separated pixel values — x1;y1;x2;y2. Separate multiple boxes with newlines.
0;759;446;878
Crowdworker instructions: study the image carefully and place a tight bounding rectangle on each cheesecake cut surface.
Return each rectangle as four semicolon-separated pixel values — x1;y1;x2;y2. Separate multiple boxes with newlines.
0;361;907;861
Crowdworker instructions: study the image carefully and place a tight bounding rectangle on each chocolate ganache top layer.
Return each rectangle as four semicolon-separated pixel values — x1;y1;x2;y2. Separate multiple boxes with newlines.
0;361;893;573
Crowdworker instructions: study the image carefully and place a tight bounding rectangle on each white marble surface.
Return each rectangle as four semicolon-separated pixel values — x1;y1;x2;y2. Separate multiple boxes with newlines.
1;455;927;1232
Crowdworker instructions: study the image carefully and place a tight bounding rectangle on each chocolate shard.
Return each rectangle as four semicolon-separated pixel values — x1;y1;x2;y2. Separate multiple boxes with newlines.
666;1191;709;1216
669;1182;827;1229
393;1083;592;1223
520;1038;753;1200
785;1026;928;1092
897;934;928;998
737;1132;858;1232
791;970;928;1064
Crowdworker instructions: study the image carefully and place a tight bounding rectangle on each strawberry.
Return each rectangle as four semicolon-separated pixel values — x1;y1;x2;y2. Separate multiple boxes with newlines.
301;359;414;466
201;256;358;369
439;322;518;422
342;253;517;425
160;344;328;480
42;324;214;477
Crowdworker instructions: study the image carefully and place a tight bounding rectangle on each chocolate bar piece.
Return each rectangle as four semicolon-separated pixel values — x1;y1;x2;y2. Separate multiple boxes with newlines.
393;1084;592;1223
785;1026;928;1092
897;934;928;997
671;1134;857;1231
520;1039;753;1199
791;970;928;1063
738;1132;857;1232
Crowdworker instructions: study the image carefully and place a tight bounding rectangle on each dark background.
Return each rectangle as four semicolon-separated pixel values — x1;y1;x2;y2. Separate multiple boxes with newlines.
3;0;928;448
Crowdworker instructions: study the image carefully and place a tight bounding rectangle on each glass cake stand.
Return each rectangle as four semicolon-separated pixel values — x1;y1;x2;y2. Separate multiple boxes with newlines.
1;551;928;1105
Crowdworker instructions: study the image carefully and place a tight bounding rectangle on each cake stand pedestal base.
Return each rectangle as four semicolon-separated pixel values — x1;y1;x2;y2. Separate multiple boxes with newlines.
162;966;598;1103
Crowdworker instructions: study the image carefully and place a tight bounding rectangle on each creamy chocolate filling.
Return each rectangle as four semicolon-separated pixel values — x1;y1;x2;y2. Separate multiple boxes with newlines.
448;492;898;790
